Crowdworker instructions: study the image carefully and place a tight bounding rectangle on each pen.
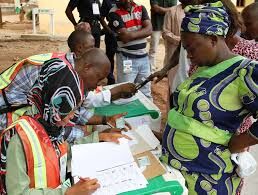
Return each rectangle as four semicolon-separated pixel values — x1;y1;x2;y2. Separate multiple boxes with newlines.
106;122;115;128
79;177;87;181
74;176;89;182
135;77;151;90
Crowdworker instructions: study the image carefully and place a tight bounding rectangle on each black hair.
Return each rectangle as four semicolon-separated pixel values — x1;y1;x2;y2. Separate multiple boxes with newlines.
67;30;92;52
242;2;258;17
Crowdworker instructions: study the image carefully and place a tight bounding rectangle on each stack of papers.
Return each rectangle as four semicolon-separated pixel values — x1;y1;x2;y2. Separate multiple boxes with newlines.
122;125;160;155
71;139;148;195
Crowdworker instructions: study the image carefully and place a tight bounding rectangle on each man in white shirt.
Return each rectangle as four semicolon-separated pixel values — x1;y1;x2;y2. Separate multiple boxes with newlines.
0;31;136;139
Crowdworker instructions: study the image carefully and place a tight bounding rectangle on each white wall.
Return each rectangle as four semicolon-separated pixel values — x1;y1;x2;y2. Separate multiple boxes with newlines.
38;0;150;36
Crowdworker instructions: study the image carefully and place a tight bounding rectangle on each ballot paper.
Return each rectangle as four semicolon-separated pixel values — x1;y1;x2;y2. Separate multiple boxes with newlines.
71;140;148;195
122;125;160;155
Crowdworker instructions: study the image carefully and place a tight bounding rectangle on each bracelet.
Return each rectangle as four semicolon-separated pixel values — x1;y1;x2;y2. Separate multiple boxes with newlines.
102;116;107;125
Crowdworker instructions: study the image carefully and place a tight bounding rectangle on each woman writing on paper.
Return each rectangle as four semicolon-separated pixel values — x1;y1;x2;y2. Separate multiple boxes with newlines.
0;58;129;195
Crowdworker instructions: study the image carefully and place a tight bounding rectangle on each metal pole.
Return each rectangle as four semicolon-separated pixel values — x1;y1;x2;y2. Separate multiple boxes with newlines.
32;8;37;34
0;7;3;29
50;13;54;36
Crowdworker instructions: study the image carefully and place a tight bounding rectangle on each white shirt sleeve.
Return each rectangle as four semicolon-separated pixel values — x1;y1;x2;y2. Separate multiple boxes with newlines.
83;90;111;108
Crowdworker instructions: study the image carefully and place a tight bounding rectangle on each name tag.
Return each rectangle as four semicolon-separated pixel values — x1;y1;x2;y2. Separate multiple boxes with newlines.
60;153;67;183
92;3;100;15
56;179;71;189
123;60;133;74
116;117;125;129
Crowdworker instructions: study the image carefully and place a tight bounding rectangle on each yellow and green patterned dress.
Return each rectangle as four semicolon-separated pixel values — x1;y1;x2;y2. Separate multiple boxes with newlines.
162;56;258;194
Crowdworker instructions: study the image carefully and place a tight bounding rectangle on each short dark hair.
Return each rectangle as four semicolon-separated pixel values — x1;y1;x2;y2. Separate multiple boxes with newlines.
67;30;92;52
242;2;258;18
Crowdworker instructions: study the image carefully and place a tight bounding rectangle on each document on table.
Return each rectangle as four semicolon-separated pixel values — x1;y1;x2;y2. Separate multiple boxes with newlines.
71;139;148;195
122;125;160;155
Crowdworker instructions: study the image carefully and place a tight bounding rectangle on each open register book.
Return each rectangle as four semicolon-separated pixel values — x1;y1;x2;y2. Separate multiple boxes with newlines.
71;139;148;195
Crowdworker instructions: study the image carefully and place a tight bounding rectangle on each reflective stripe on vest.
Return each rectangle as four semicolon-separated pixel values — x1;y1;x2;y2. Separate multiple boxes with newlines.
1;116;65;189
167;109;233;146
18;118;48;188
6;106;31;128
0;52;67;90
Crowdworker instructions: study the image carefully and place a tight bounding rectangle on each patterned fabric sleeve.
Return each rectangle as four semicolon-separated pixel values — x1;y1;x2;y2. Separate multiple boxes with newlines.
75;106;94;125
232;39;258;60
239;60;258;138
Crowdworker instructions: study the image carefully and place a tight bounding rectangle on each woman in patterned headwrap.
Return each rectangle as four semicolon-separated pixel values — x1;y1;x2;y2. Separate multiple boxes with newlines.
161;1;258;194
0;59;130;195
0;59;93;194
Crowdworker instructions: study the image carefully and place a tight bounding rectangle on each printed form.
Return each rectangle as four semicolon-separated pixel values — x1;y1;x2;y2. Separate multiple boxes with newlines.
71;139;148;195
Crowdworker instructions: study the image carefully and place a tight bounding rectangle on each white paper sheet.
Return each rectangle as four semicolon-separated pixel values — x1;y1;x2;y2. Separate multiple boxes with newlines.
135;125;160;149
71;140;134;177
93;162;148;195
71;140;148;195
122;125;160;155
122;131;139;146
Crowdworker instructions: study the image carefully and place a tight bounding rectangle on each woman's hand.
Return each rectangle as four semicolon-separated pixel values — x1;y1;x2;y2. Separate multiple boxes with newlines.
65;178;100;195
228;131;258;153
99;132;132;144
148;69;167;83
102;128;123;133
110;83;137;100
107;113;131;130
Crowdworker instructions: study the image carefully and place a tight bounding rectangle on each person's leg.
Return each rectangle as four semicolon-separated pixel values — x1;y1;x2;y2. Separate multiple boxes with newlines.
134;56;152;100
105;33;117;84
116;53;138;84
93;33;101;48
168;66;179;109
148;31;161;72
91;24;101;48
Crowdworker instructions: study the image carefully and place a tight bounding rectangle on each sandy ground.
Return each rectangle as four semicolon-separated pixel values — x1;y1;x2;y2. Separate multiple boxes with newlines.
1;17;258;194
0;17;169;131
0;38;169;129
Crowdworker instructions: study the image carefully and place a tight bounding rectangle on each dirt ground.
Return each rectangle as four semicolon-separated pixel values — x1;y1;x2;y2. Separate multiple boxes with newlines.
0;19;169;131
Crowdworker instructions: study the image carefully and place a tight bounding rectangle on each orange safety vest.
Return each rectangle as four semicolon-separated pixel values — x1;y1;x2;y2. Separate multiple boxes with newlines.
0;52;72;90
0;52;73;128
0;116;68;192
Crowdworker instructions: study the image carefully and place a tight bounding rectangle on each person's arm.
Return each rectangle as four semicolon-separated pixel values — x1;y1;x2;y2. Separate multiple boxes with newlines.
86;113;131;129
65;0;78;27
109;7;152;43
229;61;258;153
150;0;170;14
229;131;258;153
74;130;131;144
83;83;137;109
118;19;152;43
100;17;113;34
100;1;113;34
148;44;180;83
120;6;152;43
162;9;181;45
